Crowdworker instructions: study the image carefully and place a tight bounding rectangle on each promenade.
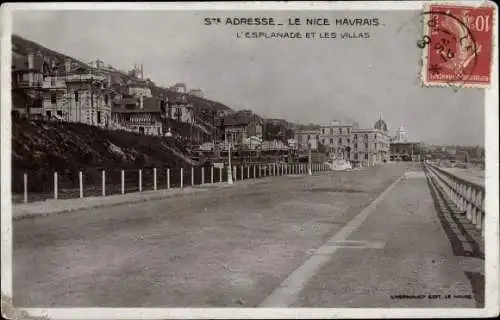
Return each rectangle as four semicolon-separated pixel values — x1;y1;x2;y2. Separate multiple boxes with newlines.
12;163;484;308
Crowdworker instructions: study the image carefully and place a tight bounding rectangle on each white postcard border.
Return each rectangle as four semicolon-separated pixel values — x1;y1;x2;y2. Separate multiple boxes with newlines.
1;1;498;319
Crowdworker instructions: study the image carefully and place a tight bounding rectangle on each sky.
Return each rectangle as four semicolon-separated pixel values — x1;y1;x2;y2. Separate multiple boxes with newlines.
12;9;485;146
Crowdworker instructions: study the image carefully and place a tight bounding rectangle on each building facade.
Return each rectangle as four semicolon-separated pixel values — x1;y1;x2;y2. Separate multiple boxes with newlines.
390;142;422;161
295;130;320;151
351;127;390;165
319;120;355;157
219;110;263;144
111;95;164;136
317;118;390;165
189;89;203;98
40;58;112;127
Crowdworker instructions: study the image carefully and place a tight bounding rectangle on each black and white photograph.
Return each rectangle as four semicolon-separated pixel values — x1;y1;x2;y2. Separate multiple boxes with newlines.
1;1;498;319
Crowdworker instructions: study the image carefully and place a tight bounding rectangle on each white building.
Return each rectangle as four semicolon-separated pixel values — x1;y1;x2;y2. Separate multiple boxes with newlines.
395;125;409;142
41;59;112;127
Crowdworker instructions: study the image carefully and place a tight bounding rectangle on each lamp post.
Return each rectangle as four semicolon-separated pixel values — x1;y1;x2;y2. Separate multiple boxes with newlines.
227;140;234;185
308;141;312;176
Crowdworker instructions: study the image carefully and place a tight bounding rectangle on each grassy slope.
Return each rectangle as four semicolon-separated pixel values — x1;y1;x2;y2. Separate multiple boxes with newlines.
11;119;196;193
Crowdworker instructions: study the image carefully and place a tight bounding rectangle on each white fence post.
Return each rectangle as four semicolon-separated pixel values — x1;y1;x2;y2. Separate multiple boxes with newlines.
253;165;256;178
79;171;83;199
191;167;195;186
201;167;205;185
54;172;58;200
233;165;237;181
219;167;222;182
247;166;250;179
23;173;28;204
139;169;142;192
181;168;184;189
102;170;106;197
241;165;244;180
167;168;170;189
153;168;157;191
211;166;214;184
121;170;125;194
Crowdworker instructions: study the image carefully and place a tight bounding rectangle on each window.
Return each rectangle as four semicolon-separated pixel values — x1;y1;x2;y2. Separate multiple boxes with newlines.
347;128;350;133
74;91;79;102
307;134;311;140
374;134;377;139
354;134;357;140
365;142;369;149
374;143;377;149
365;133;369;140
338;138;342;144
322;129;325;134
56;110;62;117
354;143;358;149
91;93;94;107
330;139;333;144
51;94;56;105
365;153;369;160
354;153;358;160
347;138;350;144
339;128;342;134
104;95;109;105
46;111;51;118
97;111;101;124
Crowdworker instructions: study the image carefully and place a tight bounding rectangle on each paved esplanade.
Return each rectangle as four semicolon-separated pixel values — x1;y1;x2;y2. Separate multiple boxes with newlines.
13;163;482;307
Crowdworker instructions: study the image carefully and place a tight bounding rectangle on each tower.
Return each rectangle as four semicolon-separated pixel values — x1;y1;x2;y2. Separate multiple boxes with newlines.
396;125;408;142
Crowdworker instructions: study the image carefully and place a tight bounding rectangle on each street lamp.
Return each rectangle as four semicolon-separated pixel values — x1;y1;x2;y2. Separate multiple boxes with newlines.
308;141;312;176
227;136;234;185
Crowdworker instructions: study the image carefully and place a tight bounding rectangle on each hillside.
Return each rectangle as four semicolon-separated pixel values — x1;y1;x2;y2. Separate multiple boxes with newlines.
12;34;233;127
11;118;199;194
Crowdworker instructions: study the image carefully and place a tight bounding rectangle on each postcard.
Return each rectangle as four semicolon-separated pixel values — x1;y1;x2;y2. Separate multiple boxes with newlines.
1;1;498;319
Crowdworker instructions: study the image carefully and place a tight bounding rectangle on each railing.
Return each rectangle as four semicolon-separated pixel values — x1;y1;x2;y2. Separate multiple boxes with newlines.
13;162;332;204
426;163;485;234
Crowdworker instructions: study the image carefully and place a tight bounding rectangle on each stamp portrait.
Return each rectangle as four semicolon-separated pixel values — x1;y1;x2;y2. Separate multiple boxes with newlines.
420;4;495;88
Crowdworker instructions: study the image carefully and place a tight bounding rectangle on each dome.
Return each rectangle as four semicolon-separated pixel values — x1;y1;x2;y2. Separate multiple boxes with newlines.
374;118;388;132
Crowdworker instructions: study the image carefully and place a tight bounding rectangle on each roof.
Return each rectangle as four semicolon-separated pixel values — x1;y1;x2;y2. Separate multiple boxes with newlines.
218;111;262;127
374;118;388;131
112;96;163;114
11;55;46;72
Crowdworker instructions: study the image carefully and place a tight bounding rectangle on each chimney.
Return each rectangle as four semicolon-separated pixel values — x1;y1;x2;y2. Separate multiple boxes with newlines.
27;52;34;69
64;59;71;73
139;95;144;109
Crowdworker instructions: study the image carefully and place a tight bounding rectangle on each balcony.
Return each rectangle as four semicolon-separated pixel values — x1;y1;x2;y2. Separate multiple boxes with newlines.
65;74;106;83
42;77;66;89
12;80;43;89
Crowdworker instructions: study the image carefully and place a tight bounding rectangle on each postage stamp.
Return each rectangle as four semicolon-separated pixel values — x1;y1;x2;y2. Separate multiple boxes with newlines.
420;4;495;88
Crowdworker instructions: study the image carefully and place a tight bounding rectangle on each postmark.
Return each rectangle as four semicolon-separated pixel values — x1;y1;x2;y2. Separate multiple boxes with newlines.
419;4;494;88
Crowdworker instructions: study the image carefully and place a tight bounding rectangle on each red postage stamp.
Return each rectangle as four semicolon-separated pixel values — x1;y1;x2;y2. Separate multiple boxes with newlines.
420;4;495;88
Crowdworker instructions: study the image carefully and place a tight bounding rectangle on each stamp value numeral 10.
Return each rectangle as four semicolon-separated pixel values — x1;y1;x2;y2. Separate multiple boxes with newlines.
464;15;491;32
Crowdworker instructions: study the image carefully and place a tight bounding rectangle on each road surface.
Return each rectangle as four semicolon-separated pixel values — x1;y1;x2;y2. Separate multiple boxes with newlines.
13;163;483;307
